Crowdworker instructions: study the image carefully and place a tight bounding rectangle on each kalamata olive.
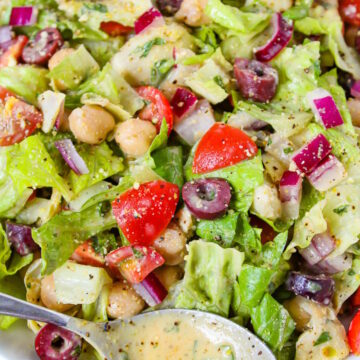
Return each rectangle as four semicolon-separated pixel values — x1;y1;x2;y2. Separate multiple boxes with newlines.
22;28;63;65
233;58;278;103
6;222;38;256
182;178;231;220
285;272;335;305
35;324;82;360
155;0;183;15
337;69;355;98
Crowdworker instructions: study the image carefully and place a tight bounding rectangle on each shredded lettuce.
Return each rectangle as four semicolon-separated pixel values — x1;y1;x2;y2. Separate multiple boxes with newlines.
0;66;49;106
32;202;116;275
175;240;244;317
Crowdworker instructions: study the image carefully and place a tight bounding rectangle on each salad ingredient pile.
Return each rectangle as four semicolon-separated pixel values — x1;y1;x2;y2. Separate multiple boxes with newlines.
1;0;360;359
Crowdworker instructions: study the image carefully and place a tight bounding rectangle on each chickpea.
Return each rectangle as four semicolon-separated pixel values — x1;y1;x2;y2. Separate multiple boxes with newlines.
153;222;187;266
175;0;210;27
154;266;184;291
69;105;115;144
106;281;145;319
41;275;74;312
48;48;75;91
347;98;360;127
115;118;157;157
174;206;194;237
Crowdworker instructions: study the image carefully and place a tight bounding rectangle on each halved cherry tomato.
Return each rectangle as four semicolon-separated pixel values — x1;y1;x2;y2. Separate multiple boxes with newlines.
0;35;28;67
137;86;173;136
112;180;179;246
192;123;258;174
100;21;133;36
349;309;360;354
71;240;105;268
340;0;360;26
0;96;43;146
105;245;165;283
250;215;278;244
0;86;15;104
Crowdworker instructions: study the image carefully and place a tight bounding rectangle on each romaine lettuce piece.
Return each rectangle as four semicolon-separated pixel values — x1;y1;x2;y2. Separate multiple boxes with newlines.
175;240;244;317
284;201;327;259
53;261;112;304
196;211;240;248
67;141;124;195
32;202;117;275
0;66;49;105
49;45;99;90
7;135;72;201
82;284;110;323
250;293;295;351
257;232;289;269
185;148;264;212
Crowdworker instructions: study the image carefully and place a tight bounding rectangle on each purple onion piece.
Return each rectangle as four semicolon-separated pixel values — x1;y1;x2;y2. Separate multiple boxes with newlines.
134;7;164;34
6;222;38;256
279;171;303;220
351;80;360;99
312;253;352;275
300;232;336;266
132;272;168;307
182;178;232;220
55;139;89;175
307;88;344;129
254;13;293;62
9;6;38;26
307;154;346;192
285;272;335;305
0;26;12;45
292;134;332;174
171;87;198;120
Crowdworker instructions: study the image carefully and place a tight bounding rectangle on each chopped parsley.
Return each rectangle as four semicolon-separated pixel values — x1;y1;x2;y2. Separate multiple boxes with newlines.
314;331;332;346
91;232;118;256
150;58;175;86
283;147;294;154
213;75;226;90
132;248;144;259
135;38;166;58
83;3;108;13
333;204;350;215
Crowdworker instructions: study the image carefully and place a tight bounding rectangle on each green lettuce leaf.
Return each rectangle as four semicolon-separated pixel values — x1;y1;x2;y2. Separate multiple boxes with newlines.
0;66;49;105
250;293;295;351
82;284;110;323
6;135;72;201
185;149;264;212
32;202;116;275
68;141;124;195
175;240;244;317
257;232;289;269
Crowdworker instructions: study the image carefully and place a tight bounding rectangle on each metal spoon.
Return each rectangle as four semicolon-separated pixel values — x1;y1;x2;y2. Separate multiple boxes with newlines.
0;292;275;360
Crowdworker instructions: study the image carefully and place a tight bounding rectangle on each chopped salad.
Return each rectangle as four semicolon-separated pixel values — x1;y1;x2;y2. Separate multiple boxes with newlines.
1;0;360;359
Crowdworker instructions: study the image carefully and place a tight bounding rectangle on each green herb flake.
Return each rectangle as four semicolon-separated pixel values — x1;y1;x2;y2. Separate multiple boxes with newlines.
150;58;175;86
314;331;332;346
333;204;350;215
132;248;144;259
283;147;294;154
83;3;108;13
213;75;226;90
135;38;166;58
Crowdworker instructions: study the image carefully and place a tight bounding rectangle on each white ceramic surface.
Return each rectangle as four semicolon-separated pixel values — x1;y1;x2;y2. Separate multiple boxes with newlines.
0;321;359;359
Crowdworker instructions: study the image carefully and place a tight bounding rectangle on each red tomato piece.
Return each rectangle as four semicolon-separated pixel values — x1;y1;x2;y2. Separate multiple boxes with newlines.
0;35;28;67
250;215;278;244
0;86;15;104
112;180;179;246
71;240;105;268
192;123;258;174
105;245;165;283
340;0;360;26
0;96;43;146
137;86;173;136
100;21;133;36
349;309;360;354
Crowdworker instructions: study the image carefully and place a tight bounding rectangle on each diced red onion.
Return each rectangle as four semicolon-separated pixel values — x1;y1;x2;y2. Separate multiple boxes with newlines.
351;80;360;99
285;272;335;305
307;88;344;129
134;7;164;35
313;253;352;275
279;171;302;219
9;7;38;27
132;272;168;307
292;134;332;174
6;222;38;256
0;26;12;45
300;232;336;266
174;99;215;146
254;13;293;62
171;87;198;120
307;154;346;192
55;139;89;175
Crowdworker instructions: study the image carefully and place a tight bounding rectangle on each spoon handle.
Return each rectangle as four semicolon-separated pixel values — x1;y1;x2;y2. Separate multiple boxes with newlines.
0;293;70;327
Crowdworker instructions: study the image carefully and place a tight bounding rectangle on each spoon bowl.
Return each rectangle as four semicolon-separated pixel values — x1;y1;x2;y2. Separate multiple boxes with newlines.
0;293;275;360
